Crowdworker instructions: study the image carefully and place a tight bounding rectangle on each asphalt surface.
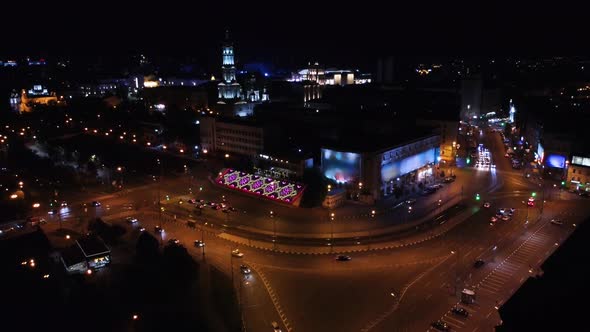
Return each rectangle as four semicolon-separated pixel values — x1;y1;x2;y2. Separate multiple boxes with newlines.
28;127;590;332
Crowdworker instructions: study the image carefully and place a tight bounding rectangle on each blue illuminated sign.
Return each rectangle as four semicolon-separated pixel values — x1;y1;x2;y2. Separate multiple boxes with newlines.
546;154;566;169
381;148;437;182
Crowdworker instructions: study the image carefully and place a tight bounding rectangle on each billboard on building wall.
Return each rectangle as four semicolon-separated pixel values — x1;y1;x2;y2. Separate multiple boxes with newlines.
546;154;566;169
321;149;361;183
381;148;437;182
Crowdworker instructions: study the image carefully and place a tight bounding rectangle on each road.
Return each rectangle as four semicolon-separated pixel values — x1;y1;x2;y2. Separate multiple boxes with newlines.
32;127;589;332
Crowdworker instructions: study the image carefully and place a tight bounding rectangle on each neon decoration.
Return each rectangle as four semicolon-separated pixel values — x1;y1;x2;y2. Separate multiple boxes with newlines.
216;169;305;204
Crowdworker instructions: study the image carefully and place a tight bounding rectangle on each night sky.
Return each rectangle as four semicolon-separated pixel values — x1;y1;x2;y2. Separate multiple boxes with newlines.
0;3;586;69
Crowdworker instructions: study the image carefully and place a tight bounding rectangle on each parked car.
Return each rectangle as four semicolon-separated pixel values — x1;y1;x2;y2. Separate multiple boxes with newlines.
231;249;244;257
240;264;251;274
194;240;205;247
474;259;485;268
451;306;469;317
154;226;163;233
431;320;450;331
550;219;563;225
335;255;351;261
501;215;510;221
187;199;196;204
168;238;180;245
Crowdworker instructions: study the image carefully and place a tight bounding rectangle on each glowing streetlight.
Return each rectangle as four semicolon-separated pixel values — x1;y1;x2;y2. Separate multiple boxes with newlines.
116;166;122;172
10;194;17;199
371;210;376;218
86;269;92;275
66;235;71;240
225;153;229;158
132;314;139;320
33;203;40;208
327;184;332;192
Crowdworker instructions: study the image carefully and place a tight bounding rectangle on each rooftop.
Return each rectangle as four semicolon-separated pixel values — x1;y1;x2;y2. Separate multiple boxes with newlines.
323;127;438;153
76;234;110;258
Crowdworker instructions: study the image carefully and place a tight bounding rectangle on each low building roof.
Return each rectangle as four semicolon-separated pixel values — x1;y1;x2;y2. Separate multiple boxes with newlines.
76;235;110;258
61;245;86;268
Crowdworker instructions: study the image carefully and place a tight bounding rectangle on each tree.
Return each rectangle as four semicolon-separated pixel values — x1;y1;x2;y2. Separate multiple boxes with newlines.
135;232;160;263
300;168;329;208
162;243;198;284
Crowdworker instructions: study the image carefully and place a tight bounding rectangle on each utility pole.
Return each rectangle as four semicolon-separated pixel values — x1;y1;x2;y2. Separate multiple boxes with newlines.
157;158;163;244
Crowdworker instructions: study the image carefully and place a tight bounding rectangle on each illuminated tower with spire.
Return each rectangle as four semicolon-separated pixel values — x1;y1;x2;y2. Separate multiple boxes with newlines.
218;30;242;102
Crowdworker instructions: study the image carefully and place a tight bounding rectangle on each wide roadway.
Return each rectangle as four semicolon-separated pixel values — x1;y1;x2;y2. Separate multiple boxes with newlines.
37;128;588;332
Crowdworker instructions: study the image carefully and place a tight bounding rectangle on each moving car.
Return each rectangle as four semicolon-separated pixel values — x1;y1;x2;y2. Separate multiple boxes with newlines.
483;202;491;208
240;264;251;274
443;177;455;183
501;215;510;221
231;249;244;257
194;240;205;247
187;199;196;204
335;255;352;261
154;226;163;233
405;199;416;205
60;201;68;208
91;201;101;207
451;306;469;317
490;216;498;223
474;259;485;268
126;217;138;224
271;321;282;331
139;227;145;232
168;238;180;245
431;320;450;331
550;219;563;225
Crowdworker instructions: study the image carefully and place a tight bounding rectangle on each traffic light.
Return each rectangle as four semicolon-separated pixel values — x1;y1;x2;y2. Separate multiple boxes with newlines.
199;186;203;191
532;192;537;197
561;181;566;186
467;158;471;164
475;193;480;201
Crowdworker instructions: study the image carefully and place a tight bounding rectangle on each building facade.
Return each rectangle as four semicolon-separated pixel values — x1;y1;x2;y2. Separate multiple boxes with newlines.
200;117;265;157
321;134;441;200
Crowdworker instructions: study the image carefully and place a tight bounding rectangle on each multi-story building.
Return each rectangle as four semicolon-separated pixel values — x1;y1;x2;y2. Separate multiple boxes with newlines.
200;116;278;157
568;155;590;191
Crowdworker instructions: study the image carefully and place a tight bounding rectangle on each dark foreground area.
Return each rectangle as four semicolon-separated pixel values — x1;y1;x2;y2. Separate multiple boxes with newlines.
1;226;240;332
498;217;590;331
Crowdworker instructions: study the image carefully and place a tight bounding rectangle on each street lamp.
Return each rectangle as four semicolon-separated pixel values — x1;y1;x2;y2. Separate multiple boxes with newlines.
330;212;335;252
270;210;277;250
327;184;332;193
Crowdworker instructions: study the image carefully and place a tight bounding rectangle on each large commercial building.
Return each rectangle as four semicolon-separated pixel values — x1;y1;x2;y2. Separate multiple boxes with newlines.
321;133;441;200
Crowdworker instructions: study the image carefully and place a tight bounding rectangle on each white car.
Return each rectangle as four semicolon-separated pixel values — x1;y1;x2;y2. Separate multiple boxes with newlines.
231;249;244;258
